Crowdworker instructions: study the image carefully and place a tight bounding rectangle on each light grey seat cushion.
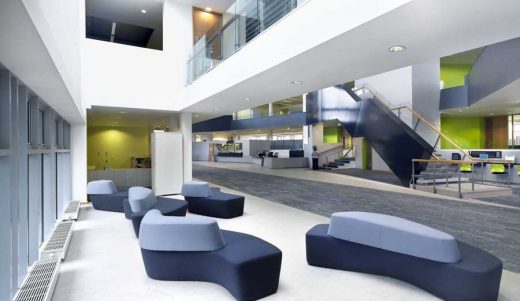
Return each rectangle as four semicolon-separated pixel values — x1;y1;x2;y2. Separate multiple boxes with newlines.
181;181;212;198
87;180;118;195
139;210;226;252
129;187;157;213
327;212;462;263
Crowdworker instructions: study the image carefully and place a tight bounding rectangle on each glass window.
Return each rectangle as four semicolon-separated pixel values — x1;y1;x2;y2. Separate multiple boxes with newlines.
507;115;520;148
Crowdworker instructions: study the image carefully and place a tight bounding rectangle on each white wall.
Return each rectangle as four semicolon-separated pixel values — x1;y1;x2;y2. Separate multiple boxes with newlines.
21;0;85;113
83;0;193;111
356;66;413;126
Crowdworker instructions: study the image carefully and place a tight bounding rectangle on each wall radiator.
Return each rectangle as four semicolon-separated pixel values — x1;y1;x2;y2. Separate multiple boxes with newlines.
61;201;81;221
13;258;61;301
39;221;74;260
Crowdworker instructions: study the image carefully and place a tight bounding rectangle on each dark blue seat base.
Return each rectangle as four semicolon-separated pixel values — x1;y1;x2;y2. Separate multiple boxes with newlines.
130;197;187;237
185;192;244;219
141;230;281;301
89;191;128;212
306;224;502;301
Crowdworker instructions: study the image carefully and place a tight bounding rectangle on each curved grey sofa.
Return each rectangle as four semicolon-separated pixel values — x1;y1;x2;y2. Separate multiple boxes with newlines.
139;210;282;301
306;212;502;301
127;187;187;237
182;181;244;219
87;180;128;212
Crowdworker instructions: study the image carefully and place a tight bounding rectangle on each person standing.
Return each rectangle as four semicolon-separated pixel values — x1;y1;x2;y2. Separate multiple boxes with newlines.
311;146;319;170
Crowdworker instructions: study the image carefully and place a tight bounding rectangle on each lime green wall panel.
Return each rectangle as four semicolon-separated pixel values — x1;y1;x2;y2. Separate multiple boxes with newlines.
323;126;341;144
440;64;472;89
87;126;150;169
440;115;485;149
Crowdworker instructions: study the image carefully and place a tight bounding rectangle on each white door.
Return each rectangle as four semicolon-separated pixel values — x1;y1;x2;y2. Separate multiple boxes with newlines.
151;132;183;195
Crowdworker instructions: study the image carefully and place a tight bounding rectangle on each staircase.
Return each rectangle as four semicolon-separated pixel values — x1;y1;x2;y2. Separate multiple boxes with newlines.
308;84;473;186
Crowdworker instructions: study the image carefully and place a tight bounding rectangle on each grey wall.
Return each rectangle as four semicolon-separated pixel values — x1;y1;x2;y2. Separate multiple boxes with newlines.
412;59;441;147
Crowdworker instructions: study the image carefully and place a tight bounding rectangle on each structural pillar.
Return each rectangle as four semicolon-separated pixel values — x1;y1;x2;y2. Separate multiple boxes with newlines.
169;115;180;132
268;102;273;116
180;112;192;182
71;123;87;201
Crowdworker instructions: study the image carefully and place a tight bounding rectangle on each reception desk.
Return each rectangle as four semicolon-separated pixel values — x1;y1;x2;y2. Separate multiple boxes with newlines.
254;157;308;169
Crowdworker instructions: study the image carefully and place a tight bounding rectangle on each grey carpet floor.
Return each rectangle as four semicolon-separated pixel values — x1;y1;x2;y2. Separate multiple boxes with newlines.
193;164;520;273
479;188;520;208
330;169;403;186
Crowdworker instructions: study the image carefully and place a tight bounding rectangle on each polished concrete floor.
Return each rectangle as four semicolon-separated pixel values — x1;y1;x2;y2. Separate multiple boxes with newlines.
53;188;520;301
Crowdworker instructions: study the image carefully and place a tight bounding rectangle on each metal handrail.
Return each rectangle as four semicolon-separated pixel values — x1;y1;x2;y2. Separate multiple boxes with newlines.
354;84;474;161
324;147;354;170
411;158;514;198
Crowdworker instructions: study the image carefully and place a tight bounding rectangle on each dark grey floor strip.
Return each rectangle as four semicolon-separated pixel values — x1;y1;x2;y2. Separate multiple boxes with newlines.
193;164;520;273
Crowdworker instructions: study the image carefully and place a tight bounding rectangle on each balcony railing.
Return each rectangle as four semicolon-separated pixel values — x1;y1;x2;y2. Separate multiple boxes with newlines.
186;0;298;84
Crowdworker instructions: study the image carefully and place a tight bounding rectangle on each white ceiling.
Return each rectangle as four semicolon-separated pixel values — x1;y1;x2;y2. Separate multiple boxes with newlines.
183;0;520;116
174;0;235;13
86;0;164;29
85;0;235;30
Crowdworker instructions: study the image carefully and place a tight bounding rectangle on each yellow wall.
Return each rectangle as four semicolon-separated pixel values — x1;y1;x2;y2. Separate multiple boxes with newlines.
87;126;150;169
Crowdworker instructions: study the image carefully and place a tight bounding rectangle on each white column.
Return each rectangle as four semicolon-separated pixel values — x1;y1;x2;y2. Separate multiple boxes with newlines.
169;115;180;132
71;124;87;201
180;112;192;182
268;102;273;116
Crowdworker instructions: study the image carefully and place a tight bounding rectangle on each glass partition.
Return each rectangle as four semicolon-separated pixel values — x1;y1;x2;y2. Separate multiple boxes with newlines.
186;0;298;84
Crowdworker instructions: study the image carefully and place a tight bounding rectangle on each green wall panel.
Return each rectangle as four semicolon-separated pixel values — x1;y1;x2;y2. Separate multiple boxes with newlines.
440;64;472;89
323;126;341;144
440;115;485;149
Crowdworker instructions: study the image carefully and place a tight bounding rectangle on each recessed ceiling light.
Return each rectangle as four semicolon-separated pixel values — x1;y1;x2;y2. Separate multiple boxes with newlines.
490;113;495;115
290;80;303;85
337;123;341;126
215;108;220;111
388;45;406;52
140;9;147;14
120;111;126;114
205;7;212;12
244;97;252;101
194;114;200;118
257;130;261;132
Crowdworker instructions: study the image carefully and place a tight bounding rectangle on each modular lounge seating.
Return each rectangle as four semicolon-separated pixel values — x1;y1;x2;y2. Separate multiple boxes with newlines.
181;181;244;219
87;180;128;212
306;212;502;301
127;187;187;237
139;210;282;301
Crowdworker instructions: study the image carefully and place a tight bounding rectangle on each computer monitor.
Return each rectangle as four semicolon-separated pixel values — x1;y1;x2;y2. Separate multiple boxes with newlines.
479;154;489;160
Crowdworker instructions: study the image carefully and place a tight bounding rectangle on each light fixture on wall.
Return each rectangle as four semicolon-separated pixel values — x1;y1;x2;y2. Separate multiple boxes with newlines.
388;45;406;52
140;9;147;14
290;80;303;85
205;7;212;12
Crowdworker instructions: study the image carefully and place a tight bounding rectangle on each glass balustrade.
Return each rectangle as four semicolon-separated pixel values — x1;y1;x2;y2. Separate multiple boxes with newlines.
186;0;298;84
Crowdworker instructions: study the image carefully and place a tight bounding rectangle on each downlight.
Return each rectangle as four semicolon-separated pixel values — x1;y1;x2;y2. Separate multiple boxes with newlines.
388;45;406;52
140;9;147;14
290;80;303;85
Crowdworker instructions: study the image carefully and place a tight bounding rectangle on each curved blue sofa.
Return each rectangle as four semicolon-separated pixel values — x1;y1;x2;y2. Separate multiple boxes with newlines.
139;210;282;301
127;187;187;237
306;212;502;301
87;180;128;212
182;182;244;219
